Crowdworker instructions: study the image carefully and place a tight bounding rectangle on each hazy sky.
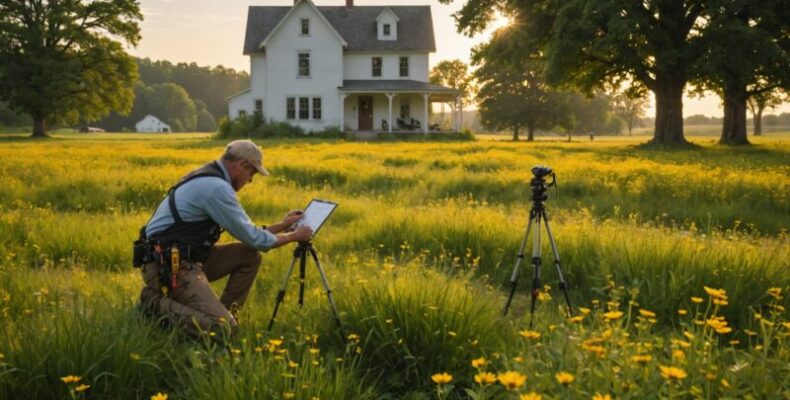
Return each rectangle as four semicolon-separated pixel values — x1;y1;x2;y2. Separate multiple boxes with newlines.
130;0;788;117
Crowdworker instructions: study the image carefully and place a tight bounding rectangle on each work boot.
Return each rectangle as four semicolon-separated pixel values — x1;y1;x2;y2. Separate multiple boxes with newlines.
229;302;241;325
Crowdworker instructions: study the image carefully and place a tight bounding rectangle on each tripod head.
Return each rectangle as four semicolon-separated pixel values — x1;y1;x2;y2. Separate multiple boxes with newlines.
530;165;557;205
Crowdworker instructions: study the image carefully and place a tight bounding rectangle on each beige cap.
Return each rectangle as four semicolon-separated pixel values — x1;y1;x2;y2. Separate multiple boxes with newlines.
224;139;270;176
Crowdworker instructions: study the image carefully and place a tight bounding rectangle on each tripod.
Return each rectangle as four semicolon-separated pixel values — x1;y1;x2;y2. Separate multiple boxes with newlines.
267;241;344;335
503;168;573;327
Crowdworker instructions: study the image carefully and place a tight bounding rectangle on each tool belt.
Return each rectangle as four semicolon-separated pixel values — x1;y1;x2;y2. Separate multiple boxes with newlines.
134;232;199;295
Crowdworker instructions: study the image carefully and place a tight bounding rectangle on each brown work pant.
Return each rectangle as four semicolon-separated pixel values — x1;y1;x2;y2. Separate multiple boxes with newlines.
139;242;262;337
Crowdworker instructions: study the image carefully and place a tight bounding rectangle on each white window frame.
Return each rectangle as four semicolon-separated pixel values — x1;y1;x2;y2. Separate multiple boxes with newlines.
298;97;310;120
399;56;409;78
383;23;391;36
300;18;310;36
312;97;322;120
297;51;311;78
286;97;296;120
372;57;382;78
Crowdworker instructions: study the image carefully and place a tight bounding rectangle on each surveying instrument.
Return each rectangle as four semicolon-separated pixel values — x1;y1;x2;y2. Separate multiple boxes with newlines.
267;200;344;336
503;165;573;326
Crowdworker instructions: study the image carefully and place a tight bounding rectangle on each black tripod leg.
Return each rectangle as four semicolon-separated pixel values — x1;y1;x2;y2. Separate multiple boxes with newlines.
307;246;345;339
541;209;573;317
268;252;300;331
529;213;543;328
504;211;535;316
299;246;307;308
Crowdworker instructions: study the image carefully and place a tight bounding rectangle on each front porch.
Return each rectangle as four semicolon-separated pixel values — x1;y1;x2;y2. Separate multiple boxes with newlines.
338;80;461;134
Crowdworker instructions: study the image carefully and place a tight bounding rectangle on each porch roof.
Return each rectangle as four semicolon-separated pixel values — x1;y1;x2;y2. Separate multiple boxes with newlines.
338;80;458;94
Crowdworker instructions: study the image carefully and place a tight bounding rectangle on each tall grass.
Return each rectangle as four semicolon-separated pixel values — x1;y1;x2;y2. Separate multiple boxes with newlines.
0;135;788;398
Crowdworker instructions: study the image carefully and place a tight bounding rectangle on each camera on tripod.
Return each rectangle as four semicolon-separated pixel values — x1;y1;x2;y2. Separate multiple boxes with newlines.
530;165;556;202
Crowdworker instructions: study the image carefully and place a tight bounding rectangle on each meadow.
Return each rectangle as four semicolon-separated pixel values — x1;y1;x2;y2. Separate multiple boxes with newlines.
0;133;788;399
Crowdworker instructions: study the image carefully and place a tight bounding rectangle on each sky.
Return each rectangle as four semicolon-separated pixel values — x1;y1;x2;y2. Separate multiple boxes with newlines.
130;0;789;117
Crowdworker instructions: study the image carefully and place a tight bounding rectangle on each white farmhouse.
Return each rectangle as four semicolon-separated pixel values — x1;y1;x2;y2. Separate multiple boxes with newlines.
135;115;171;133
228;0;460;133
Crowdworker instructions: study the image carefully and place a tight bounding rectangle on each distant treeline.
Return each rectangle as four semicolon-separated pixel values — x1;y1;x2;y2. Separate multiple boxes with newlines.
94;58;249;132
0;58;249;132
683;113;790;126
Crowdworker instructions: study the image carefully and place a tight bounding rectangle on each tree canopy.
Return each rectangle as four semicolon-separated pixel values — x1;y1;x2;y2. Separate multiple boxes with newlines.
0;0;142;137
443;0;787;145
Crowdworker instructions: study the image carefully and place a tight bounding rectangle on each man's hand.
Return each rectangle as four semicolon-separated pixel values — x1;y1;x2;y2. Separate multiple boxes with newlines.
289;225;313;242
281;210;304;230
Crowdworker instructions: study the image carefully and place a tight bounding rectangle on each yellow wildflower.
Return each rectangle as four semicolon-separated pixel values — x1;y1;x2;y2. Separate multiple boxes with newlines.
582;343;606;357
592;394;612;400
767;287;782;299
603;311;623;321
518;330;541;340
283;392;295;399
703;286;727;300
347;333;360;341
632;354;652;364
471;357;487;368
578;307;591;315
288;360;298;368
678;309;688;315
672;339;691;348
520;392;542;400
639;309;656;318
555;371;574;385
659;365;688;381
721;378;731;388
783;322;790;329
497;371;527;389
672;349;685;360
268;339;283;347
513;356;525;363
690;297;704;304
60;375;82;384
309;348;320;355
713;298;728;306
431;372;453;385
474;372;497;385
151;393;168;400
75;384;91;392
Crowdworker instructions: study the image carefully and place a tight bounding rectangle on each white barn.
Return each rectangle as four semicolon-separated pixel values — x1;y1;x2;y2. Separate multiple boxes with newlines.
135;115;171;133
228;0;461;133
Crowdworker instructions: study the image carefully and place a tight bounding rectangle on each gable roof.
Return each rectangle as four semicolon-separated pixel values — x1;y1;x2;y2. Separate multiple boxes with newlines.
243;5;435;55
260;0;347;49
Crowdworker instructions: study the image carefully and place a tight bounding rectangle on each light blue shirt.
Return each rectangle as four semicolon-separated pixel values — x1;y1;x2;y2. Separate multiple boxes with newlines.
145;161;278;251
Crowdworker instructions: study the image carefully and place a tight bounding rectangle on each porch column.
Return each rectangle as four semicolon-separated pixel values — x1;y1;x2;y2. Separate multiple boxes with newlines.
422;93;430;134
453;96;459;132
340;93;348;132
458;95;464;132
386;93;395;133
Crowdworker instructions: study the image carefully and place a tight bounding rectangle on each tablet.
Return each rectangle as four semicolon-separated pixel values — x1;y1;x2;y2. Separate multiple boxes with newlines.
294;199;338;236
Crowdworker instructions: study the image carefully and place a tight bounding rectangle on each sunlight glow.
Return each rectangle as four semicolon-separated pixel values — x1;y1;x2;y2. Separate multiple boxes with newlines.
489;11;512;32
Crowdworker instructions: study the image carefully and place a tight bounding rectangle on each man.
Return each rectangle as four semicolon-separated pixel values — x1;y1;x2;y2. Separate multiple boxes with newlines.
137;139;312;337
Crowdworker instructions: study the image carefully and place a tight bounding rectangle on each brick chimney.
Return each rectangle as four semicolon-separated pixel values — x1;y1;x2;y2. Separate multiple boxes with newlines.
346;0;353;7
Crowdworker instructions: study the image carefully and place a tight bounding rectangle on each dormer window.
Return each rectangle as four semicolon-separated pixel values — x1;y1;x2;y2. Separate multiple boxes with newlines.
301;19;309;36
376;8;399;41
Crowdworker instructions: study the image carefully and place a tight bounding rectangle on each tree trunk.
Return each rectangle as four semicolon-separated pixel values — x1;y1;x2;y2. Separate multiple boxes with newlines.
720;89;750;145
754;107;763;136
31;118;49;138
527;124;535;142
512;125;520;141
651;76;688;145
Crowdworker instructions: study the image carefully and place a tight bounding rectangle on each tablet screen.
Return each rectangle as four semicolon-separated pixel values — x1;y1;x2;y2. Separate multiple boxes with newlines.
295;199;338;236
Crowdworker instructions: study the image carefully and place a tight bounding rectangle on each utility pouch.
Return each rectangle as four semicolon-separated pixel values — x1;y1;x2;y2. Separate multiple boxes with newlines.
132;239;146;268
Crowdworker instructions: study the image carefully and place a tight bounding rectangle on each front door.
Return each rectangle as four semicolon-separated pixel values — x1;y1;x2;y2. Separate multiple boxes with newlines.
358;96;373;130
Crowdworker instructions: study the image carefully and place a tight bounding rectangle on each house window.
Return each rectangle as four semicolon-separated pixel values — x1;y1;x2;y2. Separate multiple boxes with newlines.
301;19;309;36
372;57;382;77
299;97;309;120
399;57;409;77
312;97;322;120
400;97;410;118
383;23;391;36
255;99;263;114
239;109;247;118
298;53;310;77
286;97;295;119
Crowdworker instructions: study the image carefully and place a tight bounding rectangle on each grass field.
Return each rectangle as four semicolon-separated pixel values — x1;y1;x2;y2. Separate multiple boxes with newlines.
0;133;788;399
